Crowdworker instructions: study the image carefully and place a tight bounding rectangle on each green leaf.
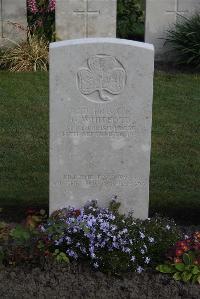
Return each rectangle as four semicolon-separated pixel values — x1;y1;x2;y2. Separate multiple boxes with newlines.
156;264;175;274
182;271;192;282
192;275;198;283
10;226;31;242
0;248;4;264
192;266;200;275
175;263;185;272
55;252;69;263
197;275;200;284
183;253;191;265
173;272;182;281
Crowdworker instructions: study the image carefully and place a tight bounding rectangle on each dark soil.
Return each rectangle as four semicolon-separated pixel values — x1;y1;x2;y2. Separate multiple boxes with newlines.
0;262;199;299
0;205;49;223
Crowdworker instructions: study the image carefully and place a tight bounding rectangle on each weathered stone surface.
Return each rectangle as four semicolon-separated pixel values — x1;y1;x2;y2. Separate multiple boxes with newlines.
56;0;116;40
50;38;154;219
0;0;27;47
145;0;200;60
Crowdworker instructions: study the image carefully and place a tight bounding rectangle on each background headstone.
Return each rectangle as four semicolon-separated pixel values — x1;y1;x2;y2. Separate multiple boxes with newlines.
0;0;27;47
50;38;154;219
145;0;200;61
56;0;116;40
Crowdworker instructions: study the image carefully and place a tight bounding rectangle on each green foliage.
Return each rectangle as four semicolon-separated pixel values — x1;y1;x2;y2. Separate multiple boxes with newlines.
165;14;200;68
142;216;182;265
117;0;144;40
27;0;55;42
157;259;200;284
0;223;40;266
10;225;31;244
53;249;69;263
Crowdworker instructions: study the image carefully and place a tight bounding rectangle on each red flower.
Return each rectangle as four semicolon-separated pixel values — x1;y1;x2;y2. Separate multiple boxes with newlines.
26;208;37;215
175;249;183;257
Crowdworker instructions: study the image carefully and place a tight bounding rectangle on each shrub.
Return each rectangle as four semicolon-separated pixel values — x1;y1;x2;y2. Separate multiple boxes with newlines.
157;232;200;284
1;32;49;72
0;201;182;273
37;200;181;274
27;0;55;42
165;13;200;68
0;223;41;266
117;0;144;40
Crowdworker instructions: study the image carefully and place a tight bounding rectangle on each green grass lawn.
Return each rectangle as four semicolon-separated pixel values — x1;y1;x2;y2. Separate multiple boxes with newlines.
0;71;199;223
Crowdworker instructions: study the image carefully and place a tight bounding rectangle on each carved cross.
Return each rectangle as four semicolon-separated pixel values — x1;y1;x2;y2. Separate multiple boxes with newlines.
166;0;189;21
73;0;100;37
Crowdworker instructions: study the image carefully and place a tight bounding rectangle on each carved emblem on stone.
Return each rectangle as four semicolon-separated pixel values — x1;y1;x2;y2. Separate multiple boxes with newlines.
77;55;126;103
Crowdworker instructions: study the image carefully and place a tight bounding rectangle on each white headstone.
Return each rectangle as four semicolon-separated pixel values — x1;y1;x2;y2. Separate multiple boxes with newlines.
0;0;27;47
50;38;154;219
56;0;116;40
145;0;200;60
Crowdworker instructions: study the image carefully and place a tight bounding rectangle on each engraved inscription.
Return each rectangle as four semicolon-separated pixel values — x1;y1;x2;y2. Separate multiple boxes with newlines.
63;105;137;138
53;174;146;189
77;55;126;103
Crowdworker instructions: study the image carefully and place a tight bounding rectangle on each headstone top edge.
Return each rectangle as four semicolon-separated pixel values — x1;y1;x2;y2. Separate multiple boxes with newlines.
50;38;154;52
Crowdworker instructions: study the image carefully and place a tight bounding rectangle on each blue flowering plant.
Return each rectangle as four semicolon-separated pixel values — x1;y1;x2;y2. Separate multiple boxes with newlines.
37;200;181;274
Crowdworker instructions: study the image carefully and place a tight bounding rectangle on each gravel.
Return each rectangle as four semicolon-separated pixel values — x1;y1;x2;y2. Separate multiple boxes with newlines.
0;262;199;299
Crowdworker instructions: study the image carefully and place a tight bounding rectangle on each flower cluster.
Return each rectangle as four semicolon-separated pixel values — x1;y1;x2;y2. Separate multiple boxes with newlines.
38;200;179;274
27;0;55;41
27;0;38;14
48;0;56;12
167;232;200;265
27;0;56;14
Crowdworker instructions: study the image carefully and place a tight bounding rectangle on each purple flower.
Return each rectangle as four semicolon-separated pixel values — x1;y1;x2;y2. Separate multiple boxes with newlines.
54;238;63;246
112;242;119;249
140;249;145;255
97;233;102;239
66;249;78;260
145;257;150;264
93;262;99;268
65;236;71;244
137;266;144;273
123;247;131;253
148;237;154;243
139;232;145;239
131;256;135;262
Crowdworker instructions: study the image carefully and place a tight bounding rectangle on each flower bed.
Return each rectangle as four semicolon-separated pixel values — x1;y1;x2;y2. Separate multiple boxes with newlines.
0;200;199;297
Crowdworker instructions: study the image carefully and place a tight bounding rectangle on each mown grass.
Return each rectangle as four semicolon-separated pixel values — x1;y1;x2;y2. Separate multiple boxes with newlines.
0;72;48;206
150;72;200;222
0;71;199;223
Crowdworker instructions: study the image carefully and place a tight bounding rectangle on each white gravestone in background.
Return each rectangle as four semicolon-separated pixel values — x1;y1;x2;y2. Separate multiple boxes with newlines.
56;0;116;40
0;0;27;47
145;0;200;60
50;38;154;219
